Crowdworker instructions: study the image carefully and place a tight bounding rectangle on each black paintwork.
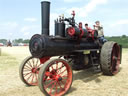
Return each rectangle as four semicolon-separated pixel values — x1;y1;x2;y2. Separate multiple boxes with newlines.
29;34;99;58
41;1;50;35
55;22;65;37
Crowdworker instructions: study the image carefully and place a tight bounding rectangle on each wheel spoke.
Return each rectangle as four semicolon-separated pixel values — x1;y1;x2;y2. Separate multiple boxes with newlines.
27;61;33;68
23;69;31;72
45;80;56;89
26;73;32;81
62;74;68;77
25;65;32;70
30;73;34;84
59;63;63;73
62;78;68;81
56;65;65;75
24;67;31;71
37;64;41;68
49;82;56;95
50;65;57;74
61;80;65;85
56;62;58;70
35;73;38;82
51;65;54;70
55;82;58;95
59;68;67;75
57;82;63;92
23;72;32;77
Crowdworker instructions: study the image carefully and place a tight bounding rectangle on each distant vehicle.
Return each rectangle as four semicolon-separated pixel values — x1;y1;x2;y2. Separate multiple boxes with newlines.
18;43;29;46
18;43;24;46
0;43;4;46
7;40;12;47
23;43;29;46
12;43;19;46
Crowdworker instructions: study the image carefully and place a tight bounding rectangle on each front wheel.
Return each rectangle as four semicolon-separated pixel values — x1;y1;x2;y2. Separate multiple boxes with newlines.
19;56;41;86
38;59;73;96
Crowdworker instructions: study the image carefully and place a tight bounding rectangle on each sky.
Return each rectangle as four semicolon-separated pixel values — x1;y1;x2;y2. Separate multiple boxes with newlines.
0;0;128;40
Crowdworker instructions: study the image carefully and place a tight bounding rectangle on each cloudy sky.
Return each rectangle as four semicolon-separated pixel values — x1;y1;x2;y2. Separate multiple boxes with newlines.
0;0;128;39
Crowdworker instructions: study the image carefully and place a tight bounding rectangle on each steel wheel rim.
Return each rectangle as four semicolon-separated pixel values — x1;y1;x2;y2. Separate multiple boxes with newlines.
42;60;72;96
22;57;41;85
111;44;120;75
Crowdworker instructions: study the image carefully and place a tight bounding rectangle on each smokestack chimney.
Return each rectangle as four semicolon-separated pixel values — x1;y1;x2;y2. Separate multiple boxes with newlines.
41;1;50;35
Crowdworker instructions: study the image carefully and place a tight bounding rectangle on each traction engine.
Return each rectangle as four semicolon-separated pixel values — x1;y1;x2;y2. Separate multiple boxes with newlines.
19;1;122;96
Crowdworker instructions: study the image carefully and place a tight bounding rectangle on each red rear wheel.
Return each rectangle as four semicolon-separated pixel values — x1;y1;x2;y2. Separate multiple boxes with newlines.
100;41;121;75
38;59;73;96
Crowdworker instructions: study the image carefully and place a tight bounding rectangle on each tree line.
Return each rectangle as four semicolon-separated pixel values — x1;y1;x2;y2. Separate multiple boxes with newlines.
105;35;128;48
0;39;29;45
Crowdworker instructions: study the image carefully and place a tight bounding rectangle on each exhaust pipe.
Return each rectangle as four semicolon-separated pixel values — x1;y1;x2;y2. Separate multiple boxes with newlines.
41;1;50;35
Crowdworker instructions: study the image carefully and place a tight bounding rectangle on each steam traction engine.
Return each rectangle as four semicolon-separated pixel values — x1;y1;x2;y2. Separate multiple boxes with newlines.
19;1;122;96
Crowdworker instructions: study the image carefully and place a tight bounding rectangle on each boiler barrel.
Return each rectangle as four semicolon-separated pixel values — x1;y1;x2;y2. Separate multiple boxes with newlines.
29;34;99;58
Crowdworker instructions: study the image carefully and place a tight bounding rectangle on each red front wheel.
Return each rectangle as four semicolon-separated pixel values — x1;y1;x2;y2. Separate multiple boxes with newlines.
19;56;50;86
38;59;73;96
19;56;41;86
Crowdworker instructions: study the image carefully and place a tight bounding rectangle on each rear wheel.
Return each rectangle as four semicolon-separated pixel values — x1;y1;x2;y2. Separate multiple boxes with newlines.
38;59;73;96
100;41;121;75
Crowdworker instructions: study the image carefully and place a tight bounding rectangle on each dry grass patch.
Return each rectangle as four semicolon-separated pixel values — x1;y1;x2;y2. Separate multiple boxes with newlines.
0;52;18;71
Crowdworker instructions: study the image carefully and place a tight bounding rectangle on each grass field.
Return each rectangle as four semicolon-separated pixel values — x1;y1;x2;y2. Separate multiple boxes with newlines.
0;47;128;96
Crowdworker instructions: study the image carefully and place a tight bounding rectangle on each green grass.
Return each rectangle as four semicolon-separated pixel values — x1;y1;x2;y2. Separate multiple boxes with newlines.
105;36;128;48
0;52;18;71
122;48;128;53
